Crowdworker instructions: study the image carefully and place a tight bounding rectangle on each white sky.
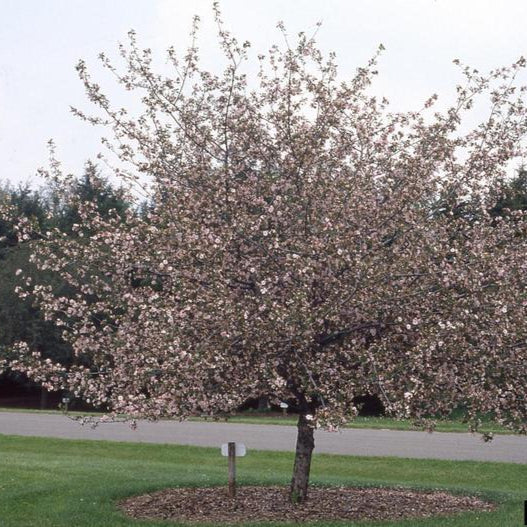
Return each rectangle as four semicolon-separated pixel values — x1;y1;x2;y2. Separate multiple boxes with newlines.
1;0;527;187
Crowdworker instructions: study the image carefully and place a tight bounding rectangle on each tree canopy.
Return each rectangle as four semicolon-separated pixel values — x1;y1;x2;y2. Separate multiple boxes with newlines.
2;9;527;502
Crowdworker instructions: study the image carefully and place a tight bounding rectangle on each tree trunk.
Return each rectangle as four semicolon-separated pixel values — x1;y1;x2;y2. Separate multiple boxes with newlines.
39;387;48;410
257;395;270;412
290;413;315;503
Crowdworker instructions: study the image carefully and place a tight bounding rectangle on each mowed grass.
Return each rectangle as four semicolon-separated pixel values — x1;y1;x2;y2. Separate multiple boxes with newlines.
0;434;525;526
216;414;509;435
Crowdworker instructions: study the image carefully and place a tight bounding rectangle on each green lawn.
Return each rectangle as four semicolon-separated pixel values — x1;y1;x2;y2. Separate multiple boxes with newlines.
0;434;524;526
215;413;509;435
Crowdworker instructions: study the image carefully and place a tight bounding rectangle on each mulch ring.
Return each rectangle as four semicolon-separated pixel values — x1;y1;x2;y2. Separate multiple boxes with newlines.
119;485;496;524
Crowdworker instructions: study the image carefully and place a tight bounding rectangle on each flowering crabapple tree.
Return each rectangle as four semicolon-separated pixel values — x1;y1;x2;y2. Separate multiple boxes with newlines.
4;10;527;503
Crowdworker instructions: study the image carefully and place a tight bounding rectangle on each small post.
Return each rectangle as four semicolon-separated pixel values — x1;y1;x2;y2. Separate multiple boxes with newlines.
228;441;236;498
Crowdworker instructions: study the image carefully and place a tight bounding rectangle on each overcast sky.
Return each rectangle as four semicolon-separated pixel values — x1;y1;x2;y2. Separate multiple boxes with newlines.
2;0;527;187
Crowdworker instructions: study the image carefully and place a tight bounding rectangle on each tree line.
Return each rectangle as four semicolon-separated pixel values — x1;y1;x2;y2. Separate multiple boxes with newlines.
0;162;129;407
2;161;526;410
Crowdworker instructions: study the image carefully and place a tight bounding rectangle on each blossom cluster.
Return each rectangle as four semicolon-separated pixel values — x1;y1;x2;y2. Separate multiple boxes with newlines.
3;15;527;433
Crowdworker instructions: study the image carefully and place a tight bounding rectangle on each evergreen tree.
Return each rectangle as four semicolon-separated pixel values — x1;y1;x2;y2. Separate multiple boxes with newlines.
491;167;527;216
0;165;130;407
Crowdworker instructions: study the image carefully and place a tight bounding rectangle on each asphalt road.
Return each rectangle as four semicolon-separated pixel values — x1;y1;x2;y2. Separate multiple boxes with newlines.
1;411;525;463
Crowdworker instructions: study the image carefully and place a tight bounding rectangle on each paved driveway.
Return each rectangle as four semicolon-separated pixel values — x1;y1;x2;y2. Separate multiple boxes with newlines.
1;411;525;463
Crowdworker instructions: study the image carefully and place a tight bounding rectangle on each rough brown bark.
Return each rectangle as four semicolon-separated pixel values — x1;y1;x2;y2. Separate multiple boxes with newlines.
290;413;315;503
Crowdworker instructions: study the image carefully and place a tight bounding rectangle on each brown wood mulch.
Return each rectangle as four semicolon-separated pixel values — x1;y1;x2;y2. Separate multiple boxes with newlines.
119;485;495;524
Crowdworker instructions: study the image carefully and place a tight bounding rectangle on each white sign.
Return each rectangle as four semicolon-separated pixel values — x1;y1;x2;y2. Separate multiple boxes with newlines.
279;402;289;409
221;443;246;457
